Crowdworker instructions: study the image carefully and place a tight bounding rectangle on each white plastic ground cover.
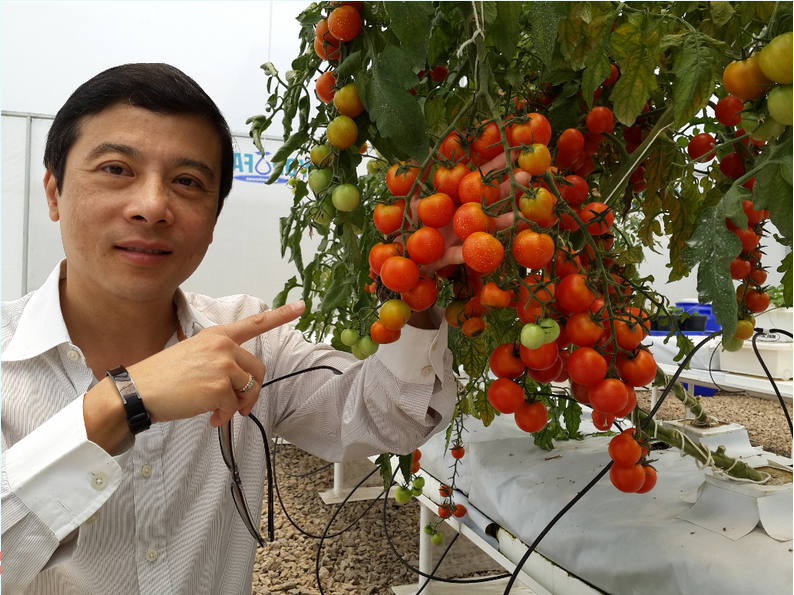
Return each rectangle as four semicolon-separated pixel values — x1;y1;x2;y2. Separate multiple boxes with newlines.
418;414;792;595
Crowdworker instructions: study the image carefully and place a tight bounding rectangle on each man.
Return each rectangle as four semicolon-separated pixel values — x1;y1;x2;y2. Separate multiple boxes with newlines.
1;63;454;594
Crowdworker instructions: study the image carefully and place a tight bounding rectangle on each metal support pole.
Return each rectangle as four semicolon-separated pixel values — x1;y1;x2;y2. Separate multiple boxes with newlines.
650;385;658;419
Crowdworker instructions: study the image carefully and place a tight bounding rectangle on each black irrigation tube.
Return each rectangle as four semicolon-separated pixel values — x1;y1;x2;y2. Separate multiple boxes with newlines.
751;328;793;435
275;437;333;477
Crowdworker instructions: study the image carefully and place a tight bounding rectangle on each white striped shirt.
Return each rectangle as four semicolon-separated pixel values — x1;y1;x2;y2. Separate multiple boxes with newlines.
1;261;454;594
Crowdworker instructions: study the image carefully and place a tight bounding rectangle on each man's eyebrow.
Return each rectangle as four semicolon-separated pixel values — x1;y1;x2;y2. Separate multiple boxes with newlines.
85;142;142;160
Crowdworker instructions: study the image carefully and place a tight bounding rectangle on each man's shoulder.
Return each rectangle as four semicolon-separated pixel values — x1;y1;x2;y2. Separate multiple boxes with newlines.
183;291;271;326
1;292;35;350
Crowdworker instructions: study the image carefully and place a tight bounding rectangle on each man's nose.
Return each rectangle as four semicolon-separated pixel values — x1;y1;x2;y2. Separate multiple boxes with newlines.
126;177;174;224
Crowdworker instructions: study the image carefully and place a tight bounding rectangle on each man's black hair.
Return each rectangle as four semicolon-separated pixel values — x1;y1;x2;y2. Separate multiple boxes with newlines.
43;63;234;216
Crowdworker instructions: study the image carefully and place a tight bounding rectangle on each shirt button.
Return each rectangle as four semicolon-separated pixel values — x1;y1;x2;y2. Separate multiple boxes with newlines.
141;464;152;478
145;549;158;562
66;350;79;361
431;342;438;351
421;365;433;376
86;511;100;525
91;472;108;490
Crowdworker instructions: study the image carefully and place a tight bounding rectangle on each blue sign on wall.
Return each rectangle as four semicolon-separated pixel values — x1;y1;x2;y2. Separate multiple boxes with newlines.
232;151;305;184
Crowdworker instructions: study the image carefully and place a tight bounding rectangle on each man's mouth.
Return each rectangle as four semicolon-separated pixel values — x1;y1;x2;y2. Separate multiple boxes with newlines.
118;247;170;254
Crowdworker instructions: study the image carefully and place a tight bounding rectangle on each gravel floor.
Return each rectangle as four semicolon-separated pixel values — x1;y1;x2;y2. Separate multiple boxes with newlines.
252;391;792;594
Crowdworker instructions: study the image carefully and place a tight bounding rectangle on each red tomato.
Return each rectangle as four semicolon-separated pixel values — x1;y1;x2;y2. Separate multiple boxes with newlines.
417;193;455;228
406;227;445;265
451;446;465;459
579;202;613;235
510;113;552;146
636;466;658;494
567;347;608;386
433;164;469;204
552;246;582;278
315;71;336;103
490;343;527;379
480;282;512;309
514;401;549;433
517;273;555;310
526;355;564;383
472;122;504;160
570;380;590;405
610;463;646;493
453;202;493;240
462;232;504;273
592;410;615;430
512;230;555;270
557;128;585;157
462;317;486;338
723;54;772;101
603;63;619;85
430;65;449;82
732;227;760;253
438;132;470;165
559;175;589;205
327;5;362;41
589;378;629;415
565;312;605;347
687;133;717;162
519;342;559;371
370;320;400;344
459;171;501;207
488;378;526;414
719;152;744;178
616;349;657;387
715;96;744;127
373;199;407;235
518;187;558;228
615;385;638;417
401;276;438;311
368;242;403;275
556;274;596;313
386;162;420;196
608;432;642;466
586;107;614;134
743;289;771;313
380;256;420;292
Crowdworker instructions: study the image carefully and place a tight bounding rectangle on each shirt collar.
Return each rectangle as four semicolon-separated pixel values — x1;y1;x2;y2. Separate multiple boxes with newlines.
2;259;217;361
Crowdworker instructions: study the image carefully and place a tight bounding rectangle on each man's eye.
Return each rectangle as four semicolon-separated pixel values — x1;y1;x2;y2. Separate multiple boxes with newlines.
176;177;197;187
106;165;125;175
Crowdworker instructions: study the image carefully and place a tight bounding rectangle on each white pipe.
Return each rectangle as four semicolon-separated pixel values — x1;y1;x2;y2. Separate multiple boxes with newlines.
419;503;432;593
333;462;344;497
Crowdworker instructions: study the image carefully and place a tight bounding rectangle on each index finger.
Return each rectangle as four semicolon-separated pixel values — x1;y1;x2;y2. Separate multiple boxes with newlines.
222;301;306;345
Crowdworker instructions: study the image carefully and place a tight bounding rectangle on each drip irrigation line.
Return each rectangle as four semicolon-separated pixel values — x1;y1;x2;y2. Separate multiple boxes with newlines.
271;437;385;540
751;328;793;435
707;341;744;393
415;532;461;595
315;469;390;595
379;468;511;585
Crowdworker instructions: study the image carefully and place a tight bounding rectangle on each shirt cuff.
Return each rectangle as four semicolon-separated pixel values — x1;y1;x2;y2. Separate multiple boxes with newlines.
4;396;128;540
374;314;448;385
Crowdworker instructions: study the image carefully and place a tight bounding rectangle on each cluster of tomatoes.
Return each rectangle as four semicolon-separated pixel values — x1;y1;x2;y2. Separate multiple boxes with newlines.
607;428;657;494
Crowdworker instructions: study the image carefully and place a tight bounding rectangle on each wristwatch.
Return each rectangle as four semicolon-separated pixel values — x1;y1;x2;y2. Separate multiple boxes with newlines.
106;365;151;435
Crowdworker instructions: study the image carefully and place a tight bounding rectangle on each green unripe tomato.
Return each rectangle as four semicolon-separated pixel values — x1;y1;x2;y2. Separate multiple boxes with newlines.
412;476;426;489
367;159;384;175
308;168;333;194
430;532;444;546
520;323;545;350
767;85;793;126
340;328;359;346
411;486;423;496
721;336;744;352
310;144;333;167
741;115;785;141
394;486;413;505
357;336;379;356
759;32;793;84
287;177;299;187
539;318;561;343
424;525;435;535
350;342;368;360
312;196;335;225
332;183;360;212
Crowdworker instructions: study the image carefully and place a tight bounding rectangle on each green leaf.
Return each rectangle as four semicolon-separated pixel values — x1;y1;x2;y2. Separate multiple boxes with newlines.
273;277;300;309
375;453;394;491
528;2;567;67
272;130;310;164
722;184;750;230
581;53;612;109
383;1;434;69
364;46;430;161
425;97;449;137
609;21;661;126
778;252;793;307
559;4;613;71
490;2;522;66
562;400;582;439
473;389;496;427
671;33;720;128
680;206;743;340
710;1;735;27
336;50;364;78
398;452;414;483
753;135;793;244
532;424;555;451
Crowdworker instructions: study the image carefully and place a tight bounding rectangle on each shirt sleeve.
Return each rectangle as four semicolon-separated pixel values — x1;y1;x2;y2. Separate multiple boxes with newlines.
1;395;132;590
255;315;457;462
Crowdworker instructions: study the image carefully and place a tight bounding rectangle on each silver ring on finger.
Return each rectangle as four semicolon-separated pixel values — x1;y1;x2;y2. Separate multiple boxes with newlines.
238;373;255;393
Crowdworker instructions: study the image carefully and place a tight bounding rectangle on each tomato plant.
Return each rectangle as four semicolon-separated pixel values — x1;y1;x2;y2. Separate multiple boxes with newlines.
254;1;792;501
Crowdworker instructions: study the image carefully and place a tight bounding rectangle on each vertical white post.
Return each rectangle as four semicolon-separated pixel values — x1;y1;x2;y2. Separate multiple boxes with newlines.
418;503;433;594
650;386;658;419
333;462;344;497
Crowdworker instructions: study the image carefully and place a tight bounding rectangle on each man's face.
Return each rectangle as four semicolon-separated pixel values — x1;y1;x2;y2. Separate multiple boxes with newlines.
45;103;222;305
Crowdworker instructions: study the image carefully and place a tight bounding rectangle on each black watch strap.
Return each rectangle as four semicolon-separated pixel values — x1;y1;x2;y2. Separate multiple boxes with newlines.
106;365;151;435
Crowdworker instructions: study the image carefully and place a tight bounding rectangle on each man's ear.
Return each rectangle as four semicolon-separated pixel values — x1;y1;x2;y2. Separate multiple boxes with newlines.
43;170;61;222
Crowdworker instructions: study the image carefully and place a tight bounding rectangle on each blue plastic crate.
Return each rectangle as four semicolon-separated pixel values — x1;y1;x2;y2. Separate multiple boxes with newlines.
679;382;717;397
